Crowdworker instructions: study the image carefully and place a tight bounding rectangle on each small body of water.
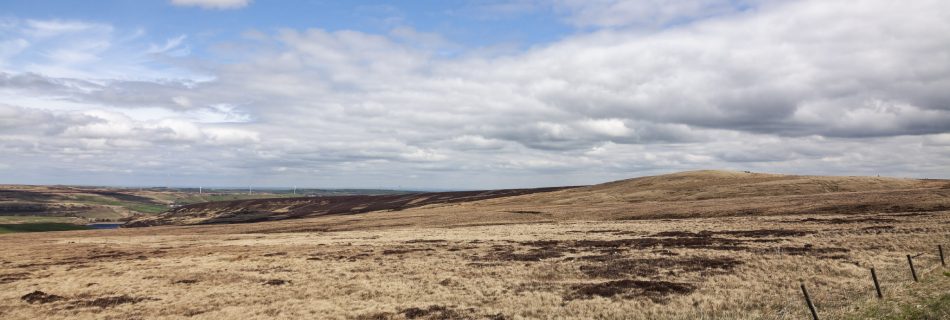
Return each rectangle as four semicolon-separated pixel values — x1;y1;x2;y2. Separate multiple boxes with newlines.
86;223;123;230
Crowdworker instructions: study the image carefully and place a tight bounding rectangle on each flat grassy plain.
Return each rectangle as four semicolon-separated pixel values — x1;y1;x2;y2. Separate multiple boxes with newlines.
2;171;949;319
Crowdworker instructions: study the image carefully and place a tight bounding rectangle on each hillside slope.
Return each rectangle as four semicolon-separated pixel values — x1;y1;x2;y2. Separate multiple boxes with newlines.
124;186;575;227
0;186;169;222
123;170;950;229
494;170;942;205
399;170;950;224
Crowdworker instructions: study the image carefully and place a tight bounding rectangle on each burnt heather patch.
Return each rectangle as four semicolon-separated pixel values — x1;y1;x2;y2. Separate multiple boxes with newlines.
567;280;696;302
21;291;64;304
578;256;743;278
73;295;156;308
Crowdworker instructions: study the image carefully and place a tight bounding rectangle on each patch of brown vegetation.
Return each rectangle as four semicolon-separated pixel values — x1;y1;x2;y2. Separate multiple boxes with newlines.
794;217;898;224
404;239;448;244
173;279;198;284
713;229;814;238
263;279;289;286
1;272;30;284
21;291;64;304
567;280;695;302
262;252;287;257
777;244;850;259
382;248;435;255
476;244;566;262
400;305;469;320
73;295;154;308
307;251;374;261
355;312;396;320
571;236;750;251
653;229;813;238
578;256;743;278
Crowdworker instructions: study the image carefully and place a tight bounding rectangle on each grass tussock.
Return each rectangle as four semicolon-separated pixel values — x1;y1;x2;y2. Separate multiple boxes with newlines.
1;209;949;319
1;171;948;319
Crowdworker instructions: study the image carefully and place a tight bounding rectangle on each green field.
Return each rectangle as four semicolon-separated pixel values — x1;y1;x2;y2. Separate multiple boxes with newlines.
0;222;91;234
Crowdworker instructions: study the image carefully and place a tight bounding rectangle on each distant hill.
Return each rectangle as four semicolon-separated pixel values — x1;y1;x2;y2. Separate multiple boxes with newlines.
122;170;950;228
0;185;399;224
496;170;940;205
123;186;577;227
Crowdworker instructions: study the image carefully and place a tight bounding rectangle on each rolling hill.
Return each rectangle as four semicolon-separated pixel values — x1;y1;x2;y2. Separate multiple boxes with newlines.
122;170;950;229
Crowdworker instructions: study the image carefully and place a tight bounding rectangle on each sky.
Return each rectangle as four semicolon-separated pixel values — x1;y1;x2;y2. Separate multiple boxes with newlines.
1;0;949;190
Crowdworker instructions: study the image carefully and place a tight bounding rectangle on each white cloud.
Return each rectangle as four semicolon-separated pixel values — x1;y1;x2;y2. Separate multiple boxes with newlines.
2;0;950;188
147;35;190;57
0;19;197;80
170;0;251;10
23;19;106;38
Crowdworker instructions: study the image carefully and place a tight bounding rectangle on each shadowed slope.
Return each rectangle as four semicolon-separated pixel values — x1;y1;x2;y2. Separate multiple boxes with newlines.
124;170;949;229
124;186;576;227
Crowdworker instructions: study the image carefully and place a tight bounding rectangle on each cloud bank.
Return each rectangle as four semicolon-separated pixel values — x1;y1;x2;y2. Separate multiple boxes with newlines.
1;0;949;188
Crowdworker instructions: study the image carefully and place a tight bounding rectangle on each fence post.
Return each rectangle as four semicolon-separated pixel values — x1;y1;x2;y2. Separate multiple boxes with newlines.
870;267;883;299
940;245;945;267
907;255;918;282
801;283;820;320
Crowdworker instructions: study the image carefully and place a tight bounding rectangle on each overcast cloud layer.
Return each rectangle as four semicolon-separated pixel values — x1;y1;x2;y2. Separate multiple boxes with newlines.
1;0;949;189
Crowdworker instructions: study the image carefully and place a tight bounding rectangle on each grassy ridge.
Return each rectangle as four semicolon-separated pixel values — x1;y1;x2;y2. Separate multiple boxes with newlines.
0;223;91;234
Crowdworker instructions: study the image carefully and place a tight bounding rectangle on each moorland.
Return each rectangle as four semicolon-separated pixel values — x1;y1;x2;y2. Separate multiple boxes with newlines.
2;170;949;319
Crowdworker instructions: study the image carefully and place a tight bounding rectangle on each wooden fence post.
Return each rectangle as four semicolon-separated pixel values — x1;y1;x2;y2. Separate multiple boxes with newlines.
940;245;945;267
801;283;820;320
907;255;918;282
870;267;883;299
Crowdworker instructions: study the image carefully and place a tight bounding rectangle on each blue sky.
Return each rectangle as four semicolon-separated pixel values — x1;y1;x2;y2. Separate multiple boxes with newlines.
1;0;949;189
1;0;574;55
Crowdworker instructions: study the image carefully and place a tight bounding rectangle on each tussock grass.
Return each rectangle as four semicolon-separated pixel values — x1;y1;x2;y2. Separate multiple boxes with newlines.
1;210;949;319
2;171;948;319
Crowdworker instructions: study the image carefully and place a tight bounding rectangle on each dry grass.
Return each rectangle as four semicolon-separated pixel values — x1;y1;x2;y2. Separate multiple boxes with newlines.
1;211;949;319
2;171;949;319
